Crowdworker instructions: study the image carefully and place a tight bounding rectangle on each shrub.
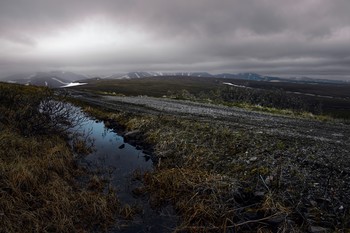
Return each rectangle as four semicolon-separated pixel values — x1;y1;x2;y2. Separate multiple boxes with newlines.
0;83;83;136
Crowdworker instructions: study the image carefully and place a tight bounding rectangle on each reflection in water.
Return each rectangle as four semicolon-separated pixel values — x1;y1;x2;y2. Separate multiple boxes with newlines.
71;110;177;233
81;119;151;202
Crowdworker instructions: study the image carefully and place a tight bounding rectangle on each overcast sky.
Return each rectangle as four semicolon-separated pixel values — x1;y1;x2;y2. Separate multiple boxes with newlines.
0;0;350;79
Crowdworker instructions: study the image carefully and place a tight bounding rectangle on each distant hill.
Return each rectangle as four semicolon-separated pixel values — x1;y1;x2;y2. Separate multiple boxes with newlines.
1;70;348;87
104;71;348;84
1;71;88;88
215;73;274;81
104;72;214;79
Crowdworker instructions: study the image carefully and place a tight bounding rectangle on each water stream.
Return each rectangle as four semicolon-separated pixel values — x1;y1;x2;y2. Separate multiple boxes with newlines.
69;107;177;233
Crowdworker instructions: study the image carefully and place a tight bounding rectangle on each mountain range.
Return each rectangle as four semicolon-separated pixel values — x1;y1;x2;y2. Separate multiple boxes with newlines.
1;71;88;88
1;71;348;88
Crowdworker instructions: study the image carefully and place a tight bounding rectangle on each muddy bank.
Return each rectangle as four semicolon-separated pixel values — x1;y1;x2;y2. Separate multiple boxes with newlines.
72;107;178;232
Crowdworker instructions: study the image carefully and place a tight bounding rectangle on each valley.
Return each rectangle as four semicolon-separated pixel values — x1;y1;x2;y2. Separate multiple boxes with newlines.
2;75;350;232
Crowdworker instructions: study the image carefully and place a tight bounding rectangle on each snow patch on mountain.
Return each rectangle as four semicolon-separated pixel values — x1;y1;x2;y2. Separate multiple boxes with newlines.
61;82;87;88
51;77;67;85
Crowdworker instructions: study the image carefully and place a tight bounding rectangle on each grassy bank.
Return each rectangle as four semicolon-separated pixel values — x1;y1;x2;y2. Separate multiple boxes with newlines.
0;130;119;232
0;83;120;232
78;100;350;232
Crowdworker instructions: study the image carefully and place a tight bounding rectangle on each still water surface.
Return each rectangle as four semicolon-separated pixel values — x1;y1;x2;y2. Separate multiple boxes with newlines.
72;109;177;233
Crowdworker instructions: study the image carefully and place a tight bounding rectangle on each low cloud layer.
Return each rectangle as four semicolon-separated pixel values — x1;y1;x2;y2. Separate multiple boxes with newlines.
1;0;350;79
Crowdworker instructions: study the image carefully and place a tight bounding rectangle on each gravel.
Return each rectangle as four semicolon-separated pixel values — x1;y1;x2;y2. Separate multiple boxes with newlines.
70;91;350;230
75;93;350;146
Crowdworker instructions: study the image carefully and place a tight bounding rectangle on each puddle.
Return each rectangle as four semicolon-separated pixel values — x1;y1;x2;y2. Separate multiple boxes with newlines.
69;106;177;232
77;119;151;203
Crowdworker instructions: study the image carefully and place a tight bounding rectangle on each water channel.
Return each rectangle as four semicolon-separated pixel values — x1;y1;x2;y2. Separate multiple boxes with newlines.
70;106;177;233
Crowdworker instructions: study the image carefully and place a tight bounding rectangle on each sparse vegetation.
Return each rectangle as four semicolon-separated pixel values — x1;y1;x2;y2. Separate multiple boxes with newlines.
2;80;349;232
78;100;350;232
74;76;350;119
0;83;120;232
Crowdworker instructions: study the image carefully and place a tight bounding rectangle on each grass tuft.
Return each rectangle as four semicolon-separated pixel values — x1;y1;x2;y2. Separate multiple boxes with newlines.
0;83;122;232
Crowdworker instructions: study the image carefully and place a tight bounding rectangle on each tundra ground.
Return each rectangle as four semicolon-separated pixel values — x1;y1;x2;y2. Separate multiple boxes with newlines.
71;90;350;232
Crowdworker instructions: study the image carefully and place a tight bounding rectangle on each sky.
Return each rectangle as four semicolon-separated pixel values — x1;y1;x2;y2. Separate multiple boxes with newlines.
0;0;350;80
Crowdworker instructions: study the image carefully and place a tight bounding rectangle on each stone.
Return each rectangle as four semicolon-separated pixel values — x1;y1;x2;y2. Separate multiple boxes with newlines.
124;130;141;138
310;200;317;207
267;214;286;224
254;191;265;197
132;187;147;196
308;226;328;233
143;154;151;161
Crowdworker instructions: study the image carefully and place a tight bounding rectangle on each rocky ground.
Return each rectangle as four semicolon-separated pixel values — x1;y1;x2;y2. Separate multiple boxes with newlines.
69;90;350;232
70;91;350;146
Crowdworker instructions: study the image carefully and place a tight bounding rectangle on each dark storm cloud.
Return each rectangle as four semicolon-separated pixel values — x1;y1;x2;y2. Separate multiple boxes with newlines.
0;0;350;79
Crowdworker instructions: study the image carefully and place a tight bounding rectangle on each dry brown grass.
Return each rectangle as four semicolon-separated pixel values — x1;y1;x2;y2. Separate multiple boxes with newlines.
78;103;304;232
72;138;94;156
76;97;350;232
0;129;120;233
0;83;122;232
143;168;240;232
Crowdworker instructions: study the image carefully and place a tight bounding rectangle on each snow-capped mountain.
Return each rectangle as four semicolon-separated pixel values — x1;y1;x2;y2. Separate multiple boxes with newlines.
106;72;214;79
2;70;347;86
104;71;279;81
105;71;275;81
106;72;346;84
1;71;88;88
